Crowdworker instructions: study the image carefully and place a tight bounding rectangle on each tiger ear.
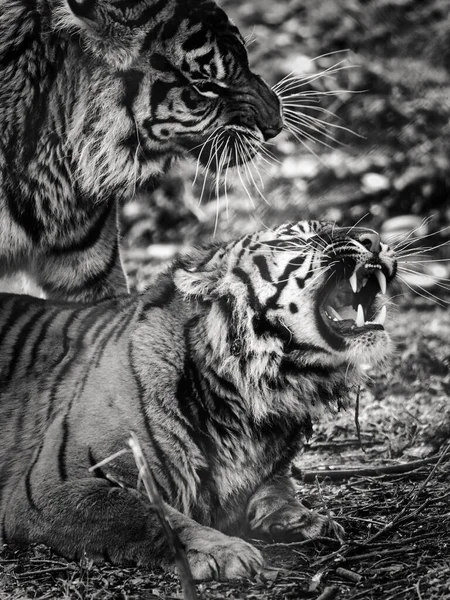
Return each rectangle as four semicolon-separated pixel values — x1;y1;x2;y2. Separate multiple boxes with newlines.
60;0;142;67
66;0;96;22
173;267;220;299
62;0;100;30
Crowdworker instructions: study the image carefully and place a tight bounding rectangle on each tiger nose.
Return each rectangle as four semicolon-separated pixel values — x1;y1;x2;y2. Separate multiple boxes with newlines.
261;120;283;141
359;231;381;253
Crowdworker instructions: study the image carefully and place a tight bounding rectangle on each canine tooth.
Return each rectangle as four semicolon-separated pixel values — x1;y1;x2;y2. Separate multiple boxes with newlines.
356;304;365;327
349;272;358;293
375;270;387;294
374;305;387;325
327;306;342;321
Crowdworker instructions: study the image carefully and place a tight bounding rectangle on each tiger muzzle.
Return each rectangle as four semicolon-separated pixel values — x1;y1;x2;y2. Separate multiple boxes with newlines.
233;74;283;141
254;76;284;141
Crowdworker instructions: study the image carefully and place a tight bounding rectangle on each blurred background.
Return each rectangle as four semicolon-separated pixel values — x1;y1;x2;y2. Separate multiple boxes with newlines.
120;0;450;294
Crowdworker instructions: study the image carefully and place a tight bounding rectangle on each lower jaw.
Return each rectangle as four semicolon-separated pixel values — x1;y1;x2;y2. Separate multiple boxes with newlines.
325;320;385;338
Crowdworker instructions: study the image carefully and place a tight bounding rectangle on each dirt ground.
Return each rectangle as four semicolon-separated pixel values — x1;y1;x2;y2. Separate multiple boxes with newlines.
2;0;450;598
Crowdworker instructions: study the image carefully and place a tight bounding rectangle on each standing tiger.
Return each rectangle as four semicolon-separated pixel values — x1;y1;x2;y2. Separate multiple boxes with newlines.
0;0;282;301
0;220;396;580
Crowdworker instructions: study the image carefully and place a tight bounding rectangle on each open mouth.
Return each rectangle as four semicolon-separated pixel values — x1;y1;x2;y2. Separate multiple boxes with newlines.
319;263;388;337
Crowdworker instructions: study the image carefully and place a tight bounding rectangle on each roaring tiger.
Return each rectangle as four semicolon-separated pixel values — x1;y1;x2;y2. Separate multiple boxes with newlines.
0;0;282;302
0;220;396;580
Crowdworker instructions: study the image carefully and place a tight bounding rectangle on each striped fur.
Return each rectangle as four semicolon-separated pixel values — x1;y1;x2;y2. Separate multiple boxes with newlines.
0;0;282;302
0;220;396;580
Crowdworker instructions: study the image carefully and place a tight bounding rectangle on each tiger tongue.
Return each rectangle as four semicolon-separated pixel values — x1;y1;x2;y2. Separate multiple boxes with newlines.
336;305;357;321
340;304;365;327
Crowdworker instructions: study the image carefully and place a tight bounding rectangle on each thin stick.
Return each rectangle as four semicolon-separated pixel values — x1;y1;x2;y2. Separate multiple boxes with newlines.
354;385;365;453
293;455;441;483
128;432;198;600
316;585;339;600
363;443;450;545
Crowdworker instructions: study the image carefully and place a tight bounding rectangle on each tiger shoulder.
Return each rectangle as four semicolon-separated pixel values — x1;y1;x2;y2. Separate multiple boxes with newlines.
0;220;397;580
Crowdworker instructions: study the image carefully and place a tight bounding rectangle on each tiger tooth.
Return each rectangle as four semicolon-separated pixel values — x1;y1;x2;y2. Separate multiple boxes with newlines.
356;304;365;327
375;270;387;294
327;306;343;321
349;272;358;294
374;305;387;325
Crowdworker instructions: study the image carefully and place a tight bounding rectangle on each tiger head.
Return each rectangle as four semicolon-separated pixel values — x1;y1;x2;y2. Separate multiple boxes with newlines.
55;0;283;194
174;221;397;420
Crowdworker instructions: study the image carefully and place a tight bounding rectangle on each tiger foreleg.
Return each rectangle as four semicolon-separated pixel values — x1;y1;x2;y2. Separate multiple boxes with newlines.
4;478;264;580
246;476;344;542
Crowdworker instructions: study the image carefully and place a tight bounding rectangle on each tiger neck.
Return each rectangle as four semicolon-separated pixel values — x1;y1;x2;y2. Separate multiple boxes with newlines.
187;311;356;426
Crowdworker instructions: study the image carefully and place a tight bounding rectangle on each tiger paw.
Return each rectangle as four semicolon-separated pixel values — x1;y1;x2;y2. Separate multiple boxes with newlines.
248;499;344;542
185;528;265;581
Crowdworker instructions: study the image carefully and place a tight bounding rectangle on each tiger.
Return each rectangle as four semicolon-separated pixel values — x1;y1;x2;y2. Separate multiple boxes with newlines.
0;220;396;580
0;0;282;302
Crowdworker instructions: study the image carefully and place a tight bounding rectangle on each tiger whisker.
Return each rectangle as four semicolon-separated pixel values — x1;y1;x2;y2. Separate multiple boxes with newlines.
283;106;361;139
198;132;226;207
235;135;264;188
271;54;351;95
131;117;143;197
284;113;344;146
397;266;450;292
214;138;231;235
397;274;450;307
240;136;268;178
281;103;348;122
347;214;371;234
237;136;270;206
272;61;349;90
279;89;362;101
395;238;450;257
192;127;223;187
223;146;231;222
282;125;327;165
310;49;351;61
285;121;337;152
234;142;256;209
190;127;223;154
387;219;449;251
284;113;336;140
273;62;353;94
399;258;450;264
284;108;361;140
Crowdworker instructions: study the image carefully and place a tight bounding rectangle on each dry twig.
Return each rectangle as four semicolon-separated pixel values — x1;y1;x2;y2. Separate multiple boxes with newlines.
294;455;442;483
128;432;198;600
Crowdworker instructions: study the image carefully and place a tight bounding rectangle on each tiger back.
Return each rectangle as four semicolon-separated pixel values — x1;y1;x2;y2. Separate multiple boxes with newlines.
0;220;397;580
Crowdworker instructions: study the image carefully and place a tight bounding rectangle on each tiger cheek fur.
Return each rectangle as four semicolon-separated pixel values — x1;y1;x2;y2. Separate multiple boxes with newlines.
0;0;282;302
0;220;396;580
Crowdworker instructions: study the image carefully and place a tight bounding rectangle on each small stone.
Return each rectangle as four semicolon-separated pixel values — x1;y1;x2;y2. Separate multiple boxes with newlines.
361;172;390;193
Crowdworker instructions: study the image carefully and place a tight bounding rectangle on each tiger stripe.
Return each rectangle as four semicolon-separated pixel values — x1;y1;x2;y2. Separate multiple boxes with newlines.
0;220;397;579
1;0;282;301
